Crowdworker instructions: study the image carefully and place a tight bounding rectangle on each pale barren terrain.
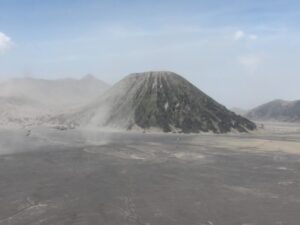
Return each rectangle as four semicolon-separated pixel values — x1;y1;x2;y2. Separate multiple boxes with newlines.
0;122;300;225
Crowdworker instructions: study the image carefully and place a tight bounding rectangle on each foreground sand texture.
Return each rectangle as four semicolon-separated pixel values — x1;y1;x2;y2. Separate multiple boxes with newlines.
0;122;300;225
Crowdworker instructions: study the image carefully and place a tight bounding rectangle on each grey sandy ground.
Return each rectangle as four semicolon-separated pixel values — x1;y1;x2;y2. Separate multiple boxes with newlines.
0;124;300;225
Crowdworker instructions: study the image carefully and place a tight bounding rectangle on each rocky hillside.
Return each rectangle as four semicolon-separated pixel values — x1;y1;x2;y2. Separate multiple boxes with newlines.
58;71;256;133
0;96;51;127
246;99;300;122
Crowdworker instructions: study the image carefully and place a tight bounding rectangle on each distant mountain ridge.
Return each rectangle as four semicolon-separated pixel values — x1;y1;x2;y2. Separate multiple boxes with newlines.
231;107;248;116
246;99;300;122
0;75;109;109
0;75;109;127
55;71;256;133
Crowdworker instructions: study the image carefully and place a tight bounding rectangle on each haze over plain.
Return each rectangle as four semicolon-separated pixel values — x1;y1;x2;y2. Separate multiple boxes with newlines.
1;0;300;109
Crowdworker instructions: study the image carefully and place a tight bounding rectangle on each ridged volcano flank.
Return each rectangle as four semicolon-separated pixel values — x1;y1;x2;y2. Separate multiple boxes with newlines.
63;71;256;133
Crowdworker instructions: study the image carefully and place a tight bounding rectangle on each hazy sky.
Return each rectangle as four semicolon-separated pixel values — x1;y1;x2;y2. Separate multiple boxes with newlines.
0;0;300;109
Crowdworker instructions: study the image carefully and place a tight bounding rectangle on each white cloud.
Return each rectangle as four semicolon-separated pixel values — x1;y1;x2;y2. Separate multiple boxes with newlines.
238;55;262;68
234;30;258;41
0;32;13;53
234;30;245;40
106;25;204;39
249;34;258;40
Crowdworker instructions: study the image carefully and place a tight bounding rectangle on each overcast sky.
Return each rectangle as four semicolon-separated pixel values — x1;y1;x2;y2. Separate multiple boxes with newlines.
0;0;300;109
